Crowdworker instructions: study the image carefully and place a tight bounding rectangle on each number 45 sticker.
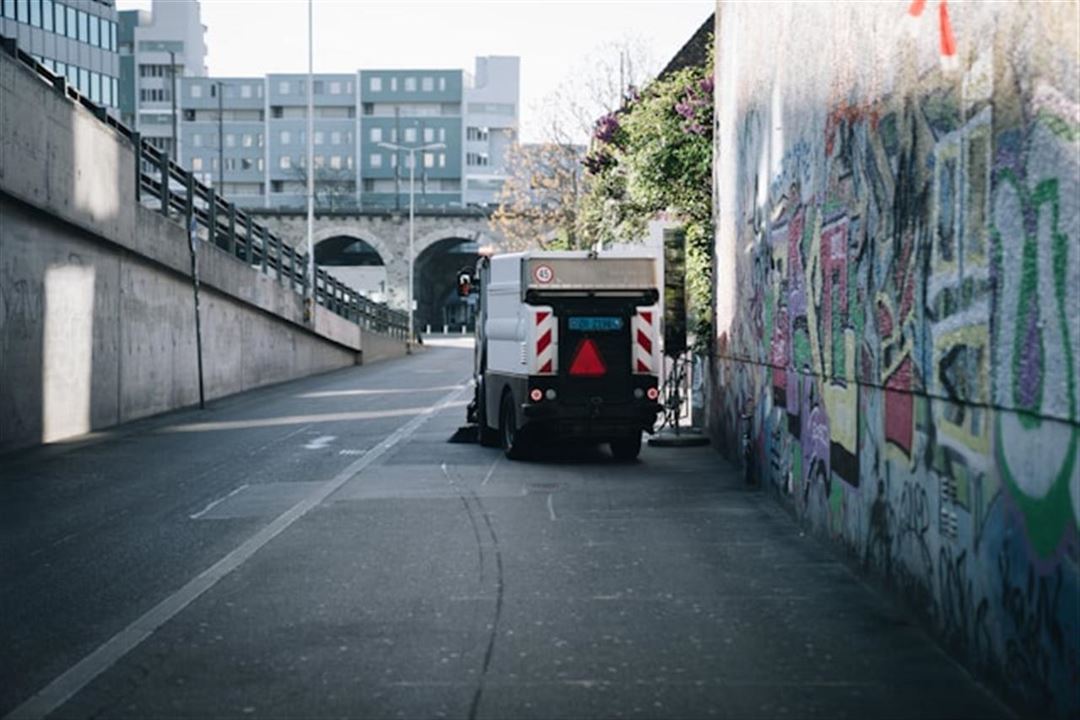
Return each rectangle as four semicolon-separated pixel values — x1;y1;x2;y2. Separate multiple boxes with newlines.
533;264;554;284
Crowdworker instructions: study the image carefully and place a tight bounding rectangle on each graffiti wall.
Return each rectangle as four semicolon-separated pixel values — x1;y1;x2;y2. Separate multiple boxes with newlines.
712;2;1079;716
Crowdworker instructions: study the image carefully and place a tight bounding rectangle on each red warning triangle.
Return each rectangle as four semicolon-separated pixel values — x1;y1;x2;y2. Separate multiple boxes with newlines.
569;339;607;377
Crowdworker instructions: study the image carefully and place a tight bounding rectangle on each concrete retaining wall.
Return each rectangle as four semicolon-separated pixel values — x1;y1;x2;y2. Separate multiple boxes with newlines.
0;48;403;453
710;2;1078;716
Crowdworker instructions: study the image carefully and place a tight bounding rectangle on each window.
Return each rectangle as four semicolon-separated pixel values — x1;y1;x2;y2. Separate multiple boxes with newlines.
191;84;202;98
30;0;40;27
65;6;75;39
43;0;53;30
77;67;88;95
313;80;324;94
278;80;290;94
89;11;98;45
438;128;446;142
257;133;264;147
77;9;87;43
329;81;341;95
327;131;339;145
225;134;235;148
467;127;489;141
467;152;489;167
423;152;434;169
2;0;14;20
423;127;434;143
183;109;195;121
390;153;397;167
362;102;374;116
369;77;382;92
438;77;446;91
346;156;354;170
53;1;63;35
369;154;383;168
370;127;382;142
193;134;203;148
314;131;324;145
329;155;342;170
314;155;324;169
224;158;236;171
438;153;446;168
280;130;291;145
404;77;416;92
15;0;26;22
279;156;291;169
257;158;265;171
403;127;416;142
242;134;253;147
421;76;434;92
241;158;254;171
240;84;252;98
89;72;100;102
271;106;283;119
102;74;111;105
111;21;116;52
271;180;284;193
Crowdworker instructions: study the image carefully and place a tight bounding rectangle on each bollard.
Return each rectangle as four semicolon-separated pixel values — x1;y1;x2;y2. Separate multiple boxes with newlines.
461;325;467;335
426;324;431;334
443;324;448;334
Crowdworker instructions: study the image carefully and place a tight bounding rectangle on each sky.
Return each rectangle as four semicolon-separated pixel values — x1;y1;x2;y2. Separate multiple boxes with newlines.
117;0;714;143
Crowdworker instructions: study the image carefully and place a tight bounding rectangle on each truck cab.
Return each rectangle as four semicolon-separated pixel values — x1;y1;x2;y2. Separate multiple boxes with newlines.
468;251;662;460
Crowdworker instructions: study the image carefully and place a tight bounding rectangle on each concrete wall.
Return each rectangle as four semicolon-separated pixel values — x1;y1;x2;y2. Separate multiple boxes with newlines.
0;48;402;453
710;2;1078;716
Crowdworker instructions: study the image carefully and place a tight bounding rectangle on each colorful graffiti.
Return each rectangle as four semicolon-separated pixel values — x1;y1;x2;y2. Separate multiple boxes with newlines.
713;5;1079;716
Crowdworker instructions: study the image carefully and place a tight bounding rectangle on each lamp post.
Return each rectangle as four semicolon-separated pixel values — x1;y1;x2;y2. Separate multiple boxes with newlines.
305;0;315;321
377;140;445;350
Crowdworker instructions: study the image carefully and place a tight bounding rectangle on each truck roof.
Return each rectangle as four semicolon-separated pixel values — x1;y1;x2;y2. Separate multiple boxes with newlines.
487;251;657;295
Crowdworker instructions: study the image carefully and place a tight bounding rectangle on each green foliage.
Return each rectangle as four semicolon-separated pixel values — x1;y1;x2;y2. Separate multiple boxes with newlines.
580;39;715;350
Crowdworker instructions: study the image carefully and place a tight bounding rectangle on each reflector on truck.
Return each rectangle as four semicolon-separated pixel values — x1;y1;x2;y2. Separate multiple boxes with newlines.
568;339;607;377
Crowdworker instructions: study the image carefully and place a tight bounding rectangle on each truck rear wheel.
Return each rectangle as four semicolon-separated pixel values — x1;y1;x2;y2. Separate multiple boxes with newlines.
500;392;529;460
610;432;642;462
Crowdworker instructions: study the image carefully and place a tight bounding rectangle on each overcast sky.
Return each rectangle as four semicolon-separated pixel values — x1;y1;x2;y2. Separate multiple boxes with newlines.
117;0;713;143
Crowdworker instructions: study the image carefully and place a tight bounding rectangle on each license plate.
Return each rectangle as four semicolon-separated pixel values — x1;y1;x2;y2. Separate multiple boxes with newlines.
568;316;623;332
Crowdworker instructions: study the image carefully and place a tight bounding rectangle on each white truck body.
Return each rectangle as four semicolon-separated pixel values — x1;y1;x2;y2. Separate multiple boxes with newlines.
469;251;662;459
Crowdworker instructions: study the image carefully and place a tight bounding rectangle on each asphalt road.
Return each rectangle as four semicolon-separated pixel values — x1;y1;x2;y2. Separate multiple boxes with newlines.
1;338;1011;719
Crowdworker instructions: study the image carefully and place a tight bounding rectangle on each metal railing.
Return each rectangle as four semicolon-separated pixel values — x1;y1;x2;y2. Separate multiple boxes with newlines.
1;34;408;340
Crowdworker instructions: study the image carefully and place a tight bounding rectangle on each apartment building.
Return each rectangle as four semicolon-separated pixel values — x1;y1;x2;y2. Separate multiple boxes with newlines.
0;0;119;109
117;0;207;156
176;56;519;211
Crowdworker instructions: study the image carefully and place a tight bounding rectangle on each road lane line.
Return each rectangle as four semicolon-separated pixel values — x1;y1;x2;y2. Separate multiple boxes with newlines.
547;493;558;521
4;383;469;720
480;456;500;486
189;484;249;520
303;435;337;450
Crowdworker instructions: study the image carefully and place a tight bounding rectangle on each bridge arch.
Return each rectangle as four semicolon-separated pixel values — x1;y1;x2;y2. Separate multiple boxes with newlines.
312;226;393;305
412;227;495;332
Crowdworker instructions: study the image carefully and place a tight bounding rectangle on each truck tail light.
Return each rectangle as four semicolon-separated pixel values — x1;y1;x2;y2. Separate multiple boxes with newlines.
646;387;660;401
529;388;544;402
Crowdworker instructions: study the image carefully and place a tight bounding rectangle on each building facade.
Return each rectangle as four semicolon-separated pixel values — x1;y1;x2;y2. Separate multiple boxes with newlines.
118;0;207;156
0;0;119;109
176;56;519;212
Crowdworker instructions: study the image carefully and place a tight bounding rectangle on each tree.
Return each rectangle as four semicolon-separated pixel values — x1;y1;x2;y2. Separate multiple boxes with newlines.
578;39;715;348
287;163;358;212
490;142;585;250
490;37;658;251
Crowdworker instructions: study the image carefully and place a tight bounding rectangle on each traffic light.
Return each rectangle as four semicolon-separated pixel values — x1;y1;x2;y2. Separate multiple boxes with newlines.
457;271;471;297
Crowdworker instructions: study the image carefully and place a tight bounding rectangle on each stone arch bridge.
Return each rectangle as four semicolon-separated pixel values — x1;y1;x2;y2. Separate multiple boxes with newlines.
252;209;506;332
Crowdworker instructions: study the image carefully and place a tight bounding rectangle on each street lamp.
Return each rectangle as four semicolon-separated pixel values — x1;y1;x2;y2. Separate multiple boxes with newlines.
377;140;445;351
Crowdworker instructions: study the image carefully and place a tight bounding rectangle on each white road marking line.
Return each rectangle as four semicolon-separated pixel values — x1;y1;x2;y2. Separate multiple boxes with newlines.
4;382;469;720
189;484;249;520
480;456;500;486
298;385;464;399
303;435;336;450
338;449;366;456
547;493;557;522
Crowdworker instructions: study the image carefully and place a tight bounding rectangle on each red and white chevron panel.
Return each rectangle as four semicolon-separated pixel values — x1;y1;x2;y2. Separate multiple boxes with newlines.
531;306;557;375
631;307;659;374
